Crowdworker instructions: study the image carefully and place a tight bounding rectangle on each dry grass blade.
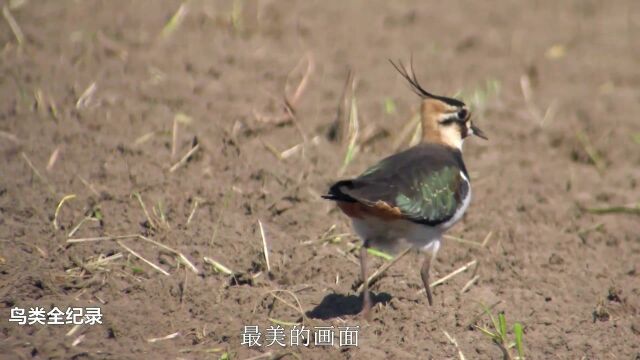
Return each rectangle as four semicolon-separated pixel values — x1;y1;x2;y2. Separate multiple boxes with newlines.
171;113;192;159
186;198;199;226
132;192;157;229
252;108;291;125
254;289;308;324
66;253;123;274
66;324;82;337
67;234;139;243
330;70;355;143
357;247;411;293
147;331;180;343
430;259;477;288
97;30;128;60
481;231;493;248
46;146;61;172
446;231;492;248
53;194;76;230
460;275;480;294
161;3;188;38
416;259;477;295
576;131;606;174
254;53;313;146
0;130;20;144
585;203;640;215
258;220;271;272
67;256;110;277
285;52;315;107
71;334;85;347
243;352;273;360
269;317;301;327
338;90;360;176
117;240;170;276
76;82;97;109
541;99;558;125
203;256;234;275
3;5;24;46
280;142;303;159
77;175;100;197
210;190;232;247
171;116;179;158
443;330;467;360
152;200;170;230
34;88;46;113
33;88;58;120
520;74;543;124
261;140;283;161
444;234;483;248
138;235;199;274
21;152;56;194
67;233;198;274
133;132;155;147
169;143;200;173
48;97;59;121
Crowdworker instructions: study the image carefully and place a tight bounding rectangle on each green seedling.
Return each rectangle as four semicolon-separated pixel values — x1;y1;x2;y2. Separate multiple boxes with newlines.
475;306;525;360
384;97;397;115
367;247;393;261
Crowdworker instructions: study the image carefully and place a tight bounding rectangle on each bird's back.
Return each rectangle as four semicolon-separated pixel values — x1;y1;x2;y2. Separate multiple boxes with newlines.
325;143;470;228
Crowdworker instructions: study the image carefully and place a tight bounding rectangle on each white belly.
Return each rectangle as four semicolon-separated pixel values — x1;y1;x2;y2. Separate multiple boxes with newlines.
352;216;443;254
351;171;471;254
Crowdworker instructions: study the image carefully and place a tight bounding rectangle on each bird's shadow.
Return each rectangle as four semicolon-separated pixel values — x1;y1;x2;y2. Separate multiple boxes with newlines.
306;292;392;320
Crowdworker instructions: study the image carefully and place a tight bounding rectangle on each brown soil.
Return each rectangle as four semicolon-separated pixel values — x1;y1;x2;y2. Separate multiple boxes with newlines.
2;1;640;359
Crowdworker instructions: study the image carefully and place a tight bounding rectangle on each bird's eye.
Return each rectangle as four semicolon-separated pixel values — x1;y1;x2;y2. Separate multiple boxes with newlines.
457;109;468;120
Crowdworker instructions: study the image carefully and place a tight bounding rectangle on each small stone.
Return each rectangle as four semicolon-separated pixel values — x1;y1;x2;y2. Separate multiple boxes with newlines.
549;253;564;265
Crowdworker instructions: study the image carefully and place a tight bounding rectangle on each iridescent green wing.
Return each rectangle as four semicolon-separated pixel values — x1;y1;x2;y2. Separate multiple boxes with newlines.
392;166;464;224
340;144;469;225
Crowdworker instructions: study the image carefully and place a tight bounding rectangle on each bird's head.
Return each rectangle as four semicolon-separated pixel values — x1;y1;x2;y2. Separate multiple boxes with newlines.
390;60;487;150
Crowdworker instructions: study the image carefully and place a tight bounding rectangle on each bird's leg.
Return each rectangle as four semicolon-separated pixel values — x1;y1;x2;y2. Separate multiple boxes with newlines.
359;242;372;318
420;244;439;306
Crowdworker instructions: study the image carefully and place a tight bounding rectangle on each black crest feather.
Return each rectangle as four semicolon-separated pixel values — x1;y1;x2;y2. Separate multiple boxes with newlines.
389;58;465;108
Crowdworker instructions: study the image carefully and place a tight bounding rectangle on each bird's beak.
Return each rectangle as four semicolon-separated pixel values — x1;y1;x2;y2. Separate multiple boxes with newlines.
470;124;488;140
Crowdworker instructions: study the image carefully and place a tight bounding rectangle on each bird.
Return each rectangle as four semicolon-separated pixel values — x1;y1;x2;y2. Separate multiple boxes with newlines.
322;60;487;317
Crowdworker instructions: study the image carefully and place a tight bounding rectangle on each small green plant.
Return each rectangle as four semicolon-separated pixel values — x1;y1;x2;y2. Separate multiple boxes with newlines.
384;97;397;115
475;307;525;360
366;247;393;261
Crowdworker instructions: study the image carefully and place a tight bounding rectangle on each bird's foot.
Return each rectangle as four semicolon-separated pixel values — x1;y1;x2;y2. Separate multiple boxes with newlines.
358;296;372;320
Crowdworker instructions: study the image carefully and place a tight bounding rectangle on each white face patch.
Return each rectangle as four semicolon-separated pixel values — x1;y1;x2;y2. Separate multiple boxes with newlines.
438;123;464;150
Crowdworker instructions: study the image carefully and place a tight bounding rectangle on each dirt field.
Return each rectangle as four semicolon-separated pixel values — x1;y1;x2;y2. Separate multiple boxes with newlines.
1;1;639;359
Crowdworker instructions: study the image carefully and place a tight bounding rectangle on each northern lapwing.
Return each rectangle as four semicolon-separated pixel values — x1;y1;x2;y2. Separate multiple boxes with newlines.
323;60;487;317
